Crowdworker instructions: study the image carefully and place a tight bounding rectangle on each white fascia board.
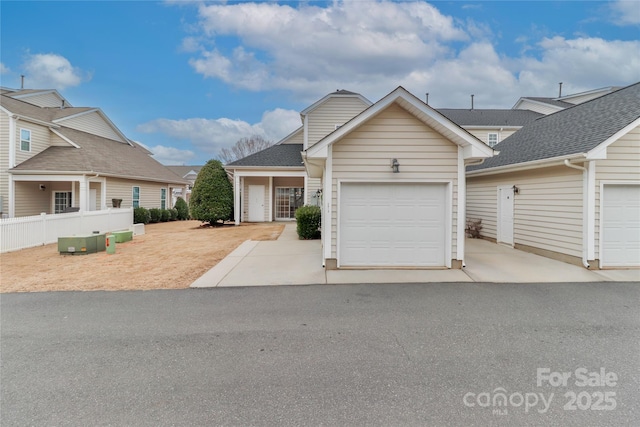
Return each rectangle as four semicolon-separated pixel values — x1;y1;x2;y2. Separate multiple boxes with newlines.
301;153;325;179
512;97;564;112
586;117;640;160
2;106;59;127
558;86;616;102
230;169;307;177
466;153;587;177
10;170;188;185
50;128;81;148
462;125;522;130
462;143;495;160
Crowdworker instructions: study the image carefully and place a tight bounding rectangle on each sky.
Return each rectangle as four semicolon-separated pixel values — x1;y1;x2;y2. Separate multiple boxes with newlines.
1;1;639;165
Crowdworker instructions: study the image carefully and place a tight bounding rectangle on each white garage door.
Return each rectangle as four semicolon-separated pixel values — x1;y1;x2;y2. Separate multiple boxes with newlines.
602;185;640;267
339;182;447;267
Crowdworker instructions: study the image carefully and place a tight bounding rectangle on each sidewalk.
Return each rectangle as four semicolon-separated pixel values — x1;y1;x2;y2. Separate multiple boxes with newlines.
190;224;639;288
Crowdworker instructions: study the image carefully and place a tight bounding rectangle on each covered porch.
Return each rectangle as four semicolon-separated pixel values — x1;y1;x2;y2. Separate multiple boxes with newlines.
232;170;319;224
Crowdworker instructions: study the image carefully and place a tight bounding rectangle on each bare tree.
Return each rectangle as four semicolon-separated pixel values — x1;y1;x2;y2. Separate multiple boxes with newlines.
218;135;274;164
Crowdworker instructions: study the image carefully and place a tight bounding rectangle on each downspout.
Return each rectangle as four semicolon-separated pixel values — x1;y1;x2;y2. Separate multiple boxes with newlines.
8;116;17;217
564;159;590;268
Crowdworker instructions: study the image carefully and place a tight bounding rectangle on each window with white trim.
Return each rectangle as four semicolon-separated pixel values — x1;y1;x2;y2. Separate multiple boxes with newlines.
488;133;499;148
275;187;304;219
160;188;167;209
54;192;72;214
20;129;31;152
132;186;140;208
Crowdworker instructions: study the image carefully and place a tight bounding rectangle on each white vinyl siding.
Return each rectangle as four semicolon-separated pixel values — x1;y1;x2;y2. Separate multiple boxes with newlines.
280;128;304;145
307;177;322;206
467;166;583;258
331;103;459;261
106;178;169;209
16;92;65;108
58;111;124;142
14;122;50;165
594;126;640;260
0;112;9;215
307;97;370;148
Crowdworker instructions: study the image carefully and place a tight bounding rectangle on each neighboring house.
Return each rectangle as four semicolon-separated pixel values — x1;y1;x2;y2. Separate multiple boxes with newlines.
438;109;543;147
166;165;203;206
467;82;640;269
303;86;494;269
512;86;620;115
225;90;372;223
0;88;189;217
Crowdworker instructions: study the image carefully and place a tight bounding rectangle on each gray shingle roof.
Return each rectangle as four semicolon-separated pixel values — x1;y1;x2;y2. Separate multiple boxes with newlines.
1;93;93;123
437;109;543;127
226;144;304;167
11;127;189;185
469;82;640;172
165;165;203;178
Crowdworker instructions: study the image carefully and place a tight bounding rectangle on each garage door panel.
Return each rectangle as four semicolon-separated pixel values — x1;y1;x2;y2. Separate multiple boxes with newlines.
602;185;640;267
340;183;447;267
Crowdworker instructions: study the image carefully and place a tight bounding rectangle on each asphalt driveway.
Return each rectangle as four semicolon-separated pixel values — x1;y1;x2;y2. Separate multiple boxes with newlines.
1;283;639;426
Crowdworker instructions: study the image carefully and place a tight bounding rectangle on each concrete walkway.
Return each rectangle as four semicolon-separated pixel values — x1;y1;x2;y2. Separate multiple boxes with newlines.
191;224;639;288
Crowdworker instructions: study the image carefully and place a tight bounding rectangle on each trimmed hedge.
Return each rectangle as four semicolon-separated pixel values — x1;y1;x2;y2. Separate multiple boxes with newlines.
133;207;150;224
295;205;321;239
169;208;178;221
160;209;170;222
174;197;189;220
149;208;161;223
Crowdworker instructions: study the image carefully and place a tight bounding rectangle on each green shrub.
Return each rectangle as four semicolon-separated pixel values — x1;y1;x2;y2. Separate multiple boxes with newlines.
149;208;161;223
174;197;189;220
160;209;170;222
295;205;321;239
189;159;234;225
133;207;150;224
169;208;178;221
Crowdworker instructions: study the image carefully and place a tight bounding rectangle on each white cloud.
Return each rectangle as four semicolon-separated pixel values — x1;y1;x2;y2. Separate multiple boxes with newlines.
22;53;90;90
187;1;467;100
610;0;640;26
149;145;197;165
136;108;301;154
0;63;9;74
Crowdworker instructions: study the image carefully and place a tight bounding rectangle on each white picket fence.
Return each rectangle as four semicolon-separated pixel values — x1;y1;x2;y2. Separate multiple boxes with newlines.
0;208;133;253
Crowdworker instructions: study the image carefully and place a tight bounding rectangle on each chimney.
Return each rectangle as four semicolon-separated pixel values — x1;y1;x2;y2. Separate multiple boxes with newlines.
425;93;429;105
20;75;24;89
471;94;475;110
558;82;563;98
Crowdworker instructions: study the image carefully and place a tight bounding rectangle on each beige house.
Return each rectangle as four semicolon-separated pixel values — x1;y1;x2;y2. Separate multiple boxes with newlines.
166;165;203;205
303;87;494;269
0;88;188;217
467;82;640;269
225;90;372;223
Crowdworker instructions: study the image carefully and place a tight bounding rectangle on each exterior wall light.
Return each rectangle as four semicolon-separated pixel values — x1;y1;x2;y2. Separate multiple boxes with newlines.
512;185;520;194
391;158;400;173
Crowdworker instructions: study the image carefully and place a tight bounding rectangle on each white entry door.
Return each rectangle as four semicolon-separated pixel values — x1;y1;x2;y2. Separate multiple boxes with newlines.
339;182;447;267
497;185;514;245
89;189;97;211
248;185;265;222
601;184;640;267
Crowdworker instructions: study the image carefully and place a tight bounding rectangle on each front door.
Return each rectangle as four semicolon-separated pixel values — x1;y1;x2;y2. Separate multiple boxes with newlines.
497;185;514;245
248;185;265;222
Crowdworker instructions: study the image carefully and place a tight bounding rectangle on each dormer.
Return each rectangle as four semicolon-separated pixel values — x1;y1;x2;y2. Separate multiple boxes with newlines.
300;90;371;149
7;89;72;108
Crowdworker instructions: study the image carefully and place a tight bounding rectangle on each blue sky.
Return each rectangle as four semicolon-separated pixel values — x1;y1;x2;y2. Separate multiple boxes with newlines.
1;1;639;165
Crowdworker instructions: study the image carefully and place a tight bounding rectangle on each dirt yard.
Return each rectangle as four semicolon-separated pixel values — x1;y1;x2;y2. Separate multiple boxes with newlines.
0;221;284;293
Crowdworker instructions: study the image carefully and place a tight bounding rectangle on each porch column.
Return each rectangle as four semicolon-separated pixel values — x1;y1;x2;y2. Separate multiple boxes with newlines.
78;176;88;212
457;147;466;264
303;174;308;207
268;176;273;222
234;172;240;225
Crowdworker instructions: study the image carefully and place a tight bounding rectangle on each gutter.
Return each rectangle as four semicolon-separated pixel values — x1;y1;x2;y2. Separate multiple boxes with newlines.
563;159;590;269
467;153;587;177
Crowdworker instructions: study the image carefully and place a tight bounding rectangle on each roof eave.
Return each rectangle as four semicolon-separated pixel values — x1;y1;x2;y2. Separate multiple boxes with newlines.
466;153;588;177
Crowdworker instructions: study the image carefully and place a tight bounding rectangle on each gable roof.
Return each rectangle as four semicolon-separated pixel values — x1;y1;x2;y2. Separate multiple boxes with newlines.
1;92;129;143
437;109;543;127
10;126;188;185
306;86;495;161
300;89;372;116
226;143;304;168
469;82;640;173
165;166;203;178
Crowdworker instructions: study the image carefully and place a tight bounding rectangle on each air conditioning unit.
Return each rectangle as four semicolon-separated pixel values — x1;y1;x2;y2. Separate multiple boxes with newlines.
58;233;106;255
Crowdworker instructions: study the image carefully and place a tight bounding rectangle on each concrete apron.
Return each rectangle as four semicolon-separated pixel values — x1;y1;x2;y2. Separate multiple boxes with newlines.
190;224;639;288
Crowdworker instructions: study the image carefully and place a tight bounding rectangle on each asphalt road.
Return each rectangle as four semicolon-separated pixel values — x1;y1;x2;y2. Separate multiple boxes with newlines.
1;282;639;426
